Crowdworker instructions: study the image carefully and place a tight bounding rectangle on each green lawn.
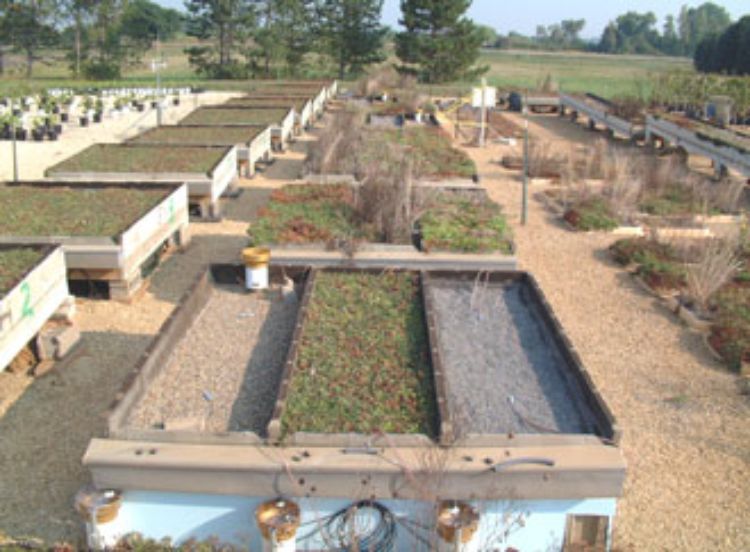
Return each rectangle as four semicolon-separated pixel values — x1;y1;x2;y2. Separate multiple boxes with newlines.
478;49;693;98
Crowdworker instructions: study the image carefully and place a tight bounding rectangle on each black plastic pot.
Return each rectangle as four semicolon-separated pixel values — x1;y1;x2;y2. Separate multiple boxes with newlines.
47;129;58;141
61;113;69;123
52;106;60;114
15;128;27;141
12;109;21;117
32;128;45;141
151;101;158;108
93;112;102;123
80;117;89;127
0;129;9;141
54;124;62;134
173;98;180;106
136;103;145;112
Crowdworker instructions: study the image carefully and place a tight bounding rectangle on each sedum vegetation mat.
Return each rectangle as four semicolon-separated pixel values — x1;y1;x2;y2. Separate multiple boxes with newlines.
0;247;46;296
281;271;437;436
180;107;290;126
374;127;476;179
419;196;513;253
47;144;228;175
131;125;266;146
224;97;310;111
247;185;378;245
0;186;167;238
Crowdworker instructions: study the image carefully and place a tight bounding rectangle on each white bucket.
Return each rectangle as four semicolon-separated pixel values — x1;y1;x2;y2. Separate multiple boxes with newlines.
245;265;269;291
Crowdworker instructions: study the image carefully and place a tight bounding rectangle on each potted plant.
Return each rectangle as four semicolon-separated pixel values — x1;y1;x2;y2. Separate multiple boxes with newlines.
31;118;46;141
80;96;93;126
60;94;73;122
48;113;61;139
172;95;180;106
93;97;103;123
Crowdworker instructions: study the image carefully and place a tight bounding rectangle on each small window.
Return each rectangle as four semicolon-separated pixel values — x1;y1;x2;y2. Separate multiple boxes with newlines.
563;514;609;552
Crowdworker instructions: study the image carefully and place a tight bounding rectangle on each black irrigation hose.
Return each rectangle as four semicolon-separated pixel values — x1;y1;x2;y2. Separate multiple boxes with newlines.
297;500;397;551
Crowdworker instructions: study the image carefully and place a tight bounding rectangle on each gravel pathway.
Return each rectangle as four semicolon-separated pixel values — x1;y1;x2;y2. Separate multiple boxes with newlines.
128;288;298;434
455;113;750;551
430;279;593;435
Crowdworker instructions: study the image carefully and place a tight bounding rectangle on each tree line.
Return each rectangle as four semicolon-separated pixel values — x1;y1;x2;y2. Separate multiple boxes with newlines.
0;0;488;84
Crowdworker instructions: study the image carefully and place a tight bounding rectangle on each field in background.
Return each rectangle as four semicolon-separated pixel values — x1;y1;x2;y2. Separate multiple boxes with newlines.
0;41;695;99
480;49;694;98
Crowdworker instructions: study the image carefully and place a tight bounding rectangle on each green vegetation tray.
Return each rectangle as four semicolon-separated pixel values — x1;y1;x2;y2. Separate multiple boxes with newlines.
0;247;46;296
131;125;266;146
180;108;289;126
47;144;228;175
419;197;513;254
248;185;378;245
369;128;476;179
0;186;167;238
281;271;436;436
225;97;310;111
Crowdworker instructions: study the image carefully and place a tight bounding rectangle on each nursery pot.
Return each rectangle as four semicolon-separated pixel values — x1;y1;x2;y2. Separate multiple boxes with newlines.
151;100;158;108
242;247;271;291
61;113;69;123
173;98;180;106
53;124;63;134
136;103;145;112
52;106;60;114
79;117;89;127
32;128;45;141
93;112;102;123
15;128;27;141
47;129;58;141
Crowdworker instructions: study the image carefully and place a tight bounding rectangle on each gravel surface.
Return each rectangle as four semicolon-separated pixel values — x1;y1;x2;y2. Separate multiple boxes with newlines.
430;279;593;435
458;112;750;551
129;287;298;434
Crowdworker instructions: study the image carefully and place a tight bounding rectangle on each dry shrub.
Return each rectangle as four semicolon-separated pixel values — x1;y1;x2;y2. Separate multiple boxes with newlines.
304;108;365;174
685;238;741;315
354;142;416;244
707;178;746;214
357;65;400;97
604;151;642;220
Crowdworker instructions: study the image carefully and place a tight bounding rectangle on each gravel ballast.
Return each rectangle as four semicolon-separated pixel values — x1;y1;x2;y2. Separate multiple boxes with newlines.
430;278;594;435
128;286;299;434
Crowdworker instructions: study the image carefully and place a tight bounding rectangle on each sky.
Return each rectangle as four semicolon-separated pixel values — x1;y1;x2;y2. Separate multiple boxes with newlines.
158;1;749;40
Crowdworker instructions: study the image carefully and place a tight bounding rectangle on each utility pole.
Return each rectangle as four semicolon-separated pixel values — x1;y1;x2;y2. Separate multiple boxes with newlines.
479;78;487;147
521;91;529;226
152;33;166;126
11;99;18;182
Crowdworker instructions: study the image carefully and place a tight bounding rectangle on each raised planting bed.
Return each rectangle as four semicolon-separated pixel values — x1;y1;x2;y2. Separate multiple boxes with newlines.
249;184;518;271
45;144;236;219
224;96;314;129
708;286;750;372
417;196;513;254
128;125;272;177
425;272;612;438
0;183;189;300
609;238;687;297
179;107;295;150
270;270;438;441
564;197;620;232
248;184;377;246
0;245;71;372
375;127;477;181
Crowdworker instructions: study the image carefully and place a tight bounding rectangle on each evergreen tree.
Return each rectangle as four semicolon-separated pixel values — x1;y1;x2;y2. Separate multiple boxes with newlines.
316;0;387;79
254;0;315;77
678;2;731;56
184;0;256;78
395;0;487;83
